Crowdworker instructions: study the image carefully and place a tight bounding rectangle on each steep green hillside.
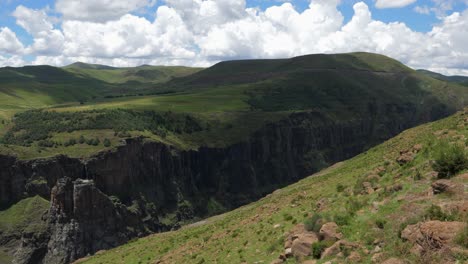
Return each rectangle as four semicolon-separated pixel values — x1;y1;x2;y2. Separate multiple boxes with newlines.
81;109;468;264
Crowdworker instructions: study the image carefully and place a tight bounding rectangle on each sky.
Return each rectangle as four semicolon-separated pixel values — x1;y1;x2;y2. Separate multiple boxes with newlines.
0;0;467;75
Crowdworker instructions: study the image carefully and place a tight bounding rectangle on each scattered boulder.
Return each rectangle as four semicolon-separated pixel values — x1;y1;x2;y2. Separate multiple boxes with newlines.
385;184;403;193
401;221;466;253
366;174;381;182
396;144;423;165
316;198;328;211
321;240;359;259
346;251;362;263
301;260;317;264
270;259;284;264
426;171;439;179
371;252;385;263
438;200;468;215
363;182;375;194
397;152;415;165
283;224;319;259
381;258;405;264
431;179;463;195
319;222;342;242
291;233;319;258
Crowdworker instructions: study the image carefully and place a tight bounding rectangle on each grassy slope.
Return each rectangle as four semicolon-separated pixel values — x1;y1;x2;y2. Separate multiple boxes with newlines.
0;196;49;263
0;196;49;236
82;109;468;264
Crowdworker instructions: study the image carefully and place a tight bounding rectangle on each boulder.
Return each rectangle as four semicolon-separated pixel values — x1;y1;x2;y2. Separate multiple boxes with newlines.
346;251;362;263
396;152;415;165
270;259;284;264
319;222;342;242
301;260;317;264
284;224;319;259
385;184;403;193
401;221;466;252
371;252;384;263
431;180;463;195
381;258;405;264
291;233;319;258
396;145;422;165
321;240;358;259
438;200;468;215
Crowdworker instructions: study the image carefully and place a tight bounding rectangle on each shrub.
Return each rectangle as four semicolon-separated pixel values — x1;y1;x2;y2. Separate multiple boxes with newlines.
424;204;456;221
38;139;55;148
103;138;111;147
336;183;345;192
304;213;324;232
86;138;100;146
64;138;77;147
375;218;387;229
311;241;333;259
433;141;467;179
79;135;85;144
283;213;293;221
345;197;365;215
334;214;352;226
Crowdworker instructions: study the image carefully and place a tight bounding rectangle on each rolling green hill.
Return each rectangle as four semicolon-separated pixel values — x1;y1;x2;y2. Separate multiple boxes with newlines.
0;63;201;122
1;52;466;160
64;62;202;85
80;107;468;264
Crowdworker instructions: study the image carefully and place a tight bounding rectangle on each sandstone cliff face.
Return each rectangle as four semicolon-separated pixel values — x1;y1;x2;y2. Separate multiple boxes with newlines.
1;109;449;264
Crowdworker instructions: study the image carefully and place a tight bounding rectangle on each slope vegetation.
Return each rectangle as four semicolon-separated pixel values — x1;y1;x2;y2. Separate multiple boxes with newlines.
82;109;468;264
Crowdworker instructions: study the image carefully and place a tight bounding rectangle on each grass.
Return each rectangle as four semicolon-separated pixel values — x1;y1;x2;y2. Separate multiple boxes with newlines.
81;109;467;264
0;196;49;236
51;85;251;113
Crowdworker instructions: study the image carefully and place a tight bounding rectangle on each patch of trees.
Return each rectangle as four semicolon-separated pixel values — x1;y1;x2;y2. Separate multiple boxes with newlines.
1;109;204;146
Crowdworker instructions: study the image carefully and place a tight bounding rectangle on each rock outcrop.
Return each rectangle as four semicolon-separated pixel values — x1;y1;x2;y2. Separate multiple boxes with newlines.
14;178;149;264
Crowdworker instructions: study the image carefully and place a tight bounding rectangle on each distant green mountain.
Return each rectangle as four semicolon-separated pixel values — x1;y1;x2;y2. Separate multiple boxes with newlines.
0;64;202;121
65;62;117;70
64;62;202;85
417;69;468;86
170;52;412;88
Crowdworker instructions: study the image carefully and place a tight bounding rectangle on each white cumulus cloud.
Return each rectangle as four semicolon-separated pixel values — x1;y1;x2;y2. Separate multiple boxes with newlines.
0;27;24;55
2;0;468;75
375;0;417;9
55;0;156;22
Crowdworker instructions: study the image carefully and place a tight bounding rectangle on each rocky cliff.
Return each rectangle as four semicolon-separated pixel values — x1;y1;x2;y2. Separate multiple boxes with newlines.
0;108;453;264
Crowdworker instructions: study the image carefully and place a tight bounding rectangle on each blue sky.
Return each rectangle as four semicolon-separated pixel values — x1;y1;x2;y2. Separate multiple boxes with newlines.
0;0;467;74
